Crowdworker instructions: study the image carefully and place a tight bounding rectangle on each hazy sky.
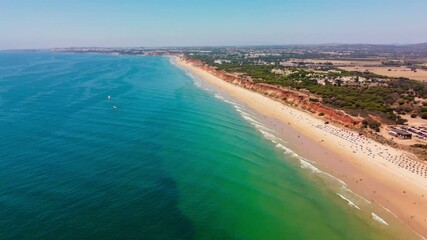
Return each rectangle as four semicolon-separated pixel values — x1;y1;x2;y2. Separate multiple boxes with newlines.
1;0;427;49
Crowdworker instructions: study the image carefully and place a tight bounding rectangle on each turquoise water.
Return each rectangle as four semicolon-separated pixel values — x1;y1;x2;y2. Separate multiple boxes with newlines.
0;52;401;239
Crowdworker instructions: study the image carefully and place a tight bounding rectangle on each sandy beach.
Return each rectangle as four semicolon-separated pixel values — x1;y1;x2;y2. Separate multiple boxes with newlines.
174;57;427;239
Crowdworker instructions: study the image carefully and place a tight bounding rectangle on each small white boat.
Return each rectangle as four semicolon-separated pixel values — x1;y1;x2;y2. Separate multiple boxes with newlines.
113;105;117;109
108;95;111;100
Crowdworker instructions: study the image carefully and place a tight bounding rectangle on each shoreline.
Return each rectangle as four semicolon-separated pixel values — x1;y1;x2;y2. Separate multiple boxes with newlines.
173;56;427;239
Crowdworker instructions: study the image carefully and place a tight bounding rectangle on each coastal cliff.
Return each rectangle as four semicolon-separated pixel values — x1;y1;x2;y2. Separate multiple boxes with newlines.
183;57;359;127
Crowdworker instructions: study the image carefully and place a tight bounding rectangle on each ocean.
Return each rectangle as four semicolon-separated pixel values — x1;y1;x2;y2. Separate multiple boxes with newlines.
0;52;404;239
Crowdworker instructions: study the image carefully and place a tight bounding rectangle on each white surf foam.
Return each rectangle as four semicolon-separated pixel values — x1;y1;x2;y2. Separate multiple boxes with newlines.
253;122;274;132
380;205;399;219
193;80;202;87
227;102;351;191
233;105;244;111
259;129;279;141
276;143;299;158
299;158;348;187
214;93;224;99
337;193;361;209
371;212;389;226
299;158;323;174
191;72;355;204
230;105;285;145
214;93;240;107
341;186;371;204
181;69;210;91
223;99;237;105
241;114;261;124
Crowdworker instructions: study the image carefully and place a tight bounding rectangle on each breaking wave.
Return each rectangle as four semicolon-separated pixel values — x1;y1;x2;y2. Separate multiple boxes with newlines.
372;212;389;226
337;193;361;210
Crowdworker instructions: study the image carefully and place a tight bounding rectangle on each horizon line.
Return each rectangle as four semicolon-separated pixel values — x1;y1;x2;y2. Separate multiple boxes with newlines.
1;42;427;51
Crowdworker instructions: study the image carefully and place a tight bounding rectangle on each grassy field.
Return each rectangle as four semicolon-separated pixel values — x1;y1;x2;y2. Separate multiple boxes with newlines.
341;66;427;81
303;59;382;66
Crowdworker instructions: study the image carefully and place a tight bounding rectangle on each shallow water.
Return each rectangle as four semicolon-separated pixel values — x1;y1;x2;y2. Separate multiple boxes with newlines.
0;52;406;239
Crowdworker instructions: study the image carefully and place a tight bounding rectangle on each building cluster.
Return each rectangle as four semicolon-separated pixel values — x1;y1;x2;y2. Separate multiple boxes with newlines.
389;127;413;139
213;59;231;65
389;126;427;141
401;126;427;140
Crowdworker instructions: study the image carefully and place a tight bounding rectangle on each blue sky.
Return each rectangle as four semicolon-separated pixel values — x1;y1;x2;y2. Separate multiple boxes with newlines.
1;0;426;49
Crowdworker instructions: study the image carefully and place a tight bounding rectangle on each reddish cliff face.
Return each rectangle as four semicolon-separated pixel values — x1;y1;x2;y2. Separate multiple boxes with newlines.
183;58;358;126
